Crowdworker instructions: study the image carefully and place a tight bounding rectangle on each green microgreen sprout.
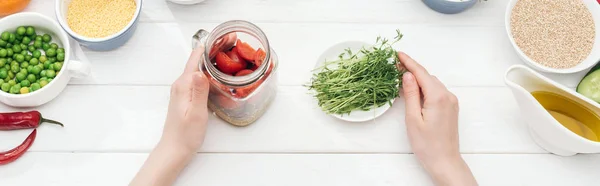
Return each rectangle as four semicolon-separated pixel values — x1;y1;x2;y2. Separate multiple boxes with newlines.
308;30;405;115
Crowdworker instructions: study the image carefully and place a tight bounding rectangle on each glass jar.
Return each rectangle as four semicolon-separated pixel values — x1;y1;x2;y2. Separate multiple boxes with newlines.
192;20;278;127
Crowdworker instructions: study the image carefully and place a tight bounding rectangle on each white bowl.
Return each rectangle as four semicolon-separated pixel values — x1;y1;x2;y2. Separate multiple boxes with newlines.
505;0;600;74
314;41;395;122
0;13;90;107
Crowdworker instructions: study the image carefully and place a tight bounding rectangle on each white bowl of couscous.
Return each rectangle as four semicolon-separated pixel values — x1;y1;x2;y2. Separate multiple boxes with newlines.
55;0;142;51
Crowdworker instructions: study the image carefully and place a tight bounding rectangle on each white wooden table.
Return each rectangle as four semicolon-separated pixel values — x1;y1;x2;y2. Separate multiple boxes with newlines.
1;0;600;185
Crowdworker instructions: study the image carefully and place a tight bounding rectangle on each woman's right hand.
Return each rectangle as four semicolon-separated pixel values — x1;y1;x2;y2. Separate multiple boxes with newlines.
398;52;477;186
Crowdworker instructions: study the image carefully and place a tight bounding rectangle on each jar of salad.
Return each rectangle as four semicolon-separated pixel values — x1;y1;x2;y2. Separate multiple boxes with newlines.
192;20;278;127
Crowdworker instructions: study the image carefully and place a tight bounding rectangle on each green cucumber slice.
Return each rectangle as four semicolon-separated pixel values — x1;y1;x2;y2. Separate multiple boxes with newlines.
577;69;600;103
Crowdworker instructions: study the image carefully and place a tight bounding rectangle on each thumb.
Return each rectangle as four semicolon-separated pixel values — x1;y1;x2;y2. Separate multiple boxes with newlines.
402;72;423;124
191;72;210;107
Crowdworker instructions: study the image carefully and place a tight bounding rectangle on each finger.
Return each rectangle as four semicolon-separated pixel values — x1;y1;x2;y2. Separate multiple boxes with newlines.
430;76;448;91
402;72;423;124
397;52;435;93
184;45;205;74
189;72;210;112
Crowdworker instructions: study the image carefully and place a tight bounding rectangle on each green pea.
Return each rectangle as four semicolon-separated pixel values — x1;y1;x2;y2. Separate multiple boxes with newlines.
29;58;39;65
1;83;9;92
20;44;27;50
19;69;27;75
48;57;56;63
46;48;56;57
5;43;11;48
48;64;54;71
39;80;48;87
53;62;63;71
10;61;17;67
14;35;21;43
46;69;56;78
16;26;26;36
15;72;25;81
0;79;4;85
42;43;50;50
57;53;65;62
8;80;15;86
32;50;41;58
19;87;29;94
20;50;26;56
12;45;21;53
10;65;19;73
15;54;24;62
8;33;15;43
27;74;36;82
27;46;35;53
6;48;12;57
35;35;42;41
30;83;40;91
20;80;30;87
7;71;14;79
0;49;6;58
57;48;64;54
47;78;53;82
33;40;42;49
11;84;21;94
0;59;5;67
39;56;47;63
9;84;20;94
0;70;7;79
31;66;41;75
22;37;31;45
0;40;6;48
42;34;51;43
26;26;35;36
43;61;51;69
26;65;32;73
2;64;8;70
1;32;9;41
40;70;46;77
50;43;58;49
24;55;31;62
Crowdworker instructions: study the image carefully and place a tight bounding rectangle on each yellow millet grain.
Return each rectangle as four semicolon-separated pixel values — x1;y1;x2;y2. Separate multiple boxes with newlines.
67;0;136;38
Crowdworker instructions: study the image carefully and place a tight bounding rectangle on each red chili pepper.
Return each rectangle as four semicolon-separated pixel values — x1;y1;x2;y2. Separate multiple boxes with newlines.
0;129;36;165
0;111;63;130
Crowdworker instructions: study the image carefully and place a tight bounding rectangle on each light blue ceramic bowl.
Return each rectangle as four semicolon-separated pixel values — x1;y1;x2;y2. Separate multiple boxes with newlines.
54;0;142;51
422;0;477;14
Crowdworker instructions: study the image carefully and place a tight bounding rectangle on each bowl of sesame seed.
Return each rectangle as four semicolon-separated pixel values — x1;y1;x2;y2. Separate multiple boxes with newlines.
54;0;142;51
506;0;600;74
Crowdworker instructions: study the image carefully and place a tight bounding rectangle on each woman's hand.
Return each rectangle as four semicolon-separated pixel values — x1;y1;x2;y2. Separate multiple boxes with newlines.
131;47;210;186
398;52;477;186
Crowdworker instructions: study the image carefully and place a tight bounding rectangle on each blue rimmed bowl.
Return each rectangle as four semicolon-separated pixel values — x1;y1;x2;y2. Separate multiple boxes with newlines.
54;0;143;51
422;0;478;14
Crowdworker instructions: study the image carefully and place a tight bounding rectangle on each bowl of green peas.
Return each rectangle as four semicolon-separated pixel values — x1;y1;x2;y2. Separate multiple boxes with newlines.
0;12;90;107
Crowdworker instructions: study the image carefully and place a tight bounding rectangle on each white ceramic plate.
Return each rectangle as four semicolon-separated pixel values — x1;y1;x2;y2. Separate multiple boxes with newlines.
313;41;395;122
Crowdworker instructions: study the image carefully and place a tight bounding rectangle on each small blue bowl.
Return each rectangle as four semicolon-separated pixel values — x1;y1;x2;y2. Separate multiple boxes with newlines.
422;0;477;14
54;0;142;51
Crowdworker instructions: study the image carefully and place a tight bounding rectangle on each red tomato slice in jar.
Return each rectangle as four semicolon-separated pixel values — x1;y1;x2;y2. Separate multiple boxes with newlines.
253;48;266;67
226;48;245;64
209;33;237;59
235;39;257;62
235;79;264;98
235;69;254;76
215;52;247;75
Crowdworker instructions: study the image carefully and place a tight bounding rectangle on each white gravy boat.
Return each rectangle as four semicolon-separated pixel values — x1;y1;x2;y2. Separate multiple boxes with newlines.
505;65;600;156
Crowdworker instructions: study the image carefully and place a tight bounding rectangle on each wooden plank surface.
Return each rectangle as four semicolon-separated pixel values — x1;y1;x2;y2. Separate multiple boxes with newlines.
1;153;599;186
0;0;596;185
